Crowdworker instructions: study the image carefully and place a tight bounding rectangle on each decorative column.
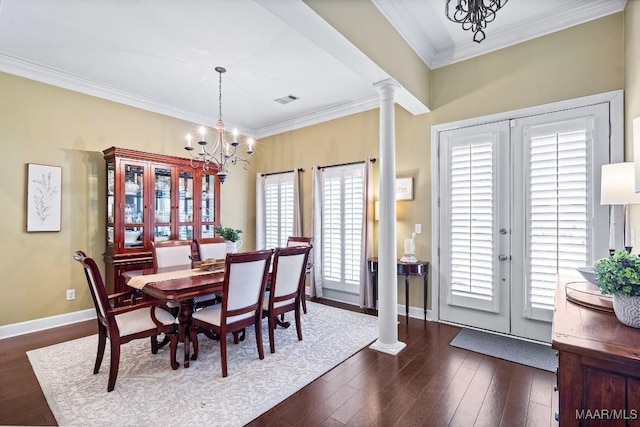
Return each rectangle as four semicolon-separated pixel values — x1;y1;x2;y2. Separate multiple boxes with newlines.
369;79;406;355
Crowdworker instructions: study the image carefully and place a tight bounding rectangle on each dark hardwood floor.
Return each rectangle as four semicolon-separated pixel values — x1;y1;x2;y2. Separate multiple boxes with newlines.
0;299;557;426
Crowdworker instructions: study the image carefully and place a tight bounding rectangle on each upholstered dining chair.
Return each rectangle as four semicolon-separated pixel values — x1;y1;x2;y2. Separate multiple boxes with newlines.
186;249;273;377
195;237;227;262
263;245;312;353
73;251;179;392
151;239;193;270
285;236;313;314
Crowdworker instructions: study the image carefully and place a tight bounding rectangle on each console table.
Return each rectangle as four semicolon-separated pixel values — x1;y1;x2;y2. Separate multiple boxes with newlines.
367;258;429;323
552;277;640;426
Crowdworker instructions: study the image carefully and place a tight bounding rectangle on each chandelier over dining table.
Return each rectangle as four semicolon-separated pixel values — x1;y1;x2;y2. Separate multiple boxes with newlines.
445;0;509;43
184;66;255;184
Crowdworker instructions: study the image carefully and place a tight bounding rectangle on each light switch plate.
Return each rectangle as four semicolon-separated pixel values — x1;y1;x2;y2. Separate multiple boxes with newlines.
415;224;422;234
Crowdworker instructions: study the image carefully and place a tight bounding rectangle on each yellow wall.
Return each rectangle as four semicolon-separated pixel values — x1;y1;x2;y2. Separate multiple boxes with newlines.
0;11;630;328
255;13;624;310
0;73;253;327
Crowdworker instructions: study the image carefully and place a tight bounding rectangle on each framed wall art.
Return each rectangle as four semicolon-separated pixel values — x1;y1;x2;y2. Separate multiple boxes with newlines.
27;163;62;232
395;177;413;201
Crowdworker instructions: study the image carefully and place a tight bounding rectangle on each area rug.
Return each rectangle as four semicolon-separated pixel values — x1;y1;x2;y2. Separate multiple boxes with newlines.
27;302;377;426
449;328;557;372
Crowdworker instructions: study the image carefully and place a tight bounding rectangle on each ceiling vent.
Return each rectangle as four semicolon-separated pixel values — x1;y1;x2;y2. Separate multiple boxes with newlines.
274;94;299;105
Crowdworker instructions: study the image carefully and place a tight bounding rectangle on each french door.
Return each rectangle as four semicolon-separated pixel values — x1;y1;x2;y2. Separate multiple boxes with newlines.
438;102;612;342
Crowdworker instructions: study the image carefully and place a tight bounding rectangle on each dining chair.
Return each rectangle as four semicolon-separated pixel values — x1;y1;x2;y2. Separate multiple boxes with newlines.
286;236;313;314
151;239;193;270
263;245;312;353
186;249;274;377
73;251;179;392
195;237;227;261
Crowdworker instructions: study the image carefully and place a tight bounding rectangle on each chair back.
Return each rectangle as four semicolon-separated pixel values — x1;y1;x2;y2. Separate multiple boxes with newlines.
195;237;227;261
286;236;313;247
222;249;273;324
73;251;110;322
151;240;192;270
270;245;312;304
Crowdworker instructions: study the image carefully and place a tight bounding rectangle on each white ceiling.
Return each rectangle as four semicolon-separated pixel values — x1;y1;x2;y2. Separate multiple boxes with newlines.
0;0;626;141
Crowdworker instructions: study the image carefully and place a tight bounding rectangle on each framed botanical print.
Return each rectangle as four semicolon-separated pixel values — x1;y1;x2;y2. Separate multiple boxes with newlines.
27;163;62;232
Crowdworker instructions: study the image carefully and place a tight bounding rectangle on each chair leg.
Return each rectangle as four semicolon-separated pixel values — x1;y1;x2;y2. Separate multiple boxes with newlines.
94;328;106;374
295;307;303;341
301;294;307;314
220;335;228;377
107;340;120;392
268;315;276;354
150;335;159;354
255;317;265;361
168;332;179;370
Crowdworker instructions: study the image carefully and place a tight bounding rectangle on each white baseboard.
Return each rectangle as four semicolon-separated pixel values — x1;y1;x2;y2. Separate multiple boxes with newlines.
0;309;96;340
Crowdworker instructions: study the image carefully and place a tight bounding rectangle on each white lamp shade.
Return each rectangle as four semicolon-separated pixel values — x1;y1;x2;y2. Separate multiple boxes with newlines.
601;162;640;205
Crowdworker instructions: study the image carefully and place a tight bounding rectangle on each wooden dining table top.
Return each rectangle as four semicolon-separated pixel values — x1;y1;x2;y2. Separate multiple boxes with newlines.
123;265;225;302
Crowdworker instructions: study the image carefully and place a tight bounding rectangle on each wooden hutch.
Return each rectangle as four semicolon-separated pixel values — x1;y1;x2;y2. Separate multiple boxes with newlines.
103;147;221;297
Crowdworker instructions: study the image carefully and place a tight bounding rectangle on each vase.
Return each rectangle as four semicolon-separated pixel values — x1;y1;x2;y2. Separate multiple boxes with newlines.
226;240;243;254
612;295;640;328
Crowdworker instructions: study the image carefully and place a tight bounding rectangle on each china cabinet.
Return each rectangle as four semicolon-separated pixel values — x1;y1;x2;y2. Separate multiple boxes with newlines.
103;147;221;299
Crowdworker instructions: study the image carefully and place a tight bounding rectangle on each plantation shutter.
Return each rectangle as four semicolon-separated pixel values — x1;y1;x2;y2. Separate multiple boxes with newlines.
264;173;294;249
445;132;500;312
321;164;364;292
524;118;592;320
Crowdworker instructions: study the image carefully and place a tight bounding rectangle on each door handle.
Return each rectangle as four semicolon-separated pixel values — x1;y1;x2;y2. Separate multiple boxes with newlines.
498;254;509;261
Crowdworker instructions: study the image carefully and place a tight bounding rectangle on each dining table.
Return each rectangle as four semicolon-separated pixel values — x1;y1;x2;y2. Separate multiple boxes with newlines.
123;264;225;367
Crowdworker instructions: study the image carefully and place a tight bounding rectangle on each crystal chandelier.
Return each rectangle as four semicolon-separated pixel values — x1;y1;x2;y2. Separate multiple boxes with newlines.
184;66;255;183
445;0;508;43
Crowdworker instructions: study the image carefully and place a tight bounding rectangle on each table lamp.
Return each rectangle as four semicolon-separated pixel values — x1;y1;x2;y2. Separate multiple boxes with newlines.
601;162;640;253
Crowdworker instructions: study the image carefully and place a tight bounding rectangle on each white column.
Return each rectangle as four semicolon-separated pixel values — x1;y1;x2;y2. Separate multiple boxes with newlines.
369;79;406;356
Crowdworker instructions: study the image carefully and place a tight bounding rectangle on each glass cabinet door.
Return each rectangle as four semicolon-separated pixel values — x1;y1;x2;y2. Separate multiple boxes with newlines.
201;172;217;237
178;170;194;240
123;163;144;248
153;167;172;241
107;162;115;247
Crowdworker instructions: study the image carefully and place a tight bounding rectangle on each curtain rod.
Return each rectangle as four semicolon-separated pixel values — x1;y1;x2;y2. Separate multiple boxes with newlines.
261;168;304;177
318;158;376;170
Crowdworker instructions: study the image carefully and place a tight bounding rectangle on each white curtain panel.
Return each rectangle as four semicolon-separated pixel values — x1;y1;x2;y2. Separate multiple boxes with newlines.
293;169;302;237
359;158;375;309
310;166;323;298
255;173;266;250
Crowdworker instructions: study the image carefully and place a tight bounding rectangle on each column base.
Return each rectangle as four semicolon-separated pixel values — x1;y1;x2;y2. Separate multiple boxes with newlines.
369;339;406;355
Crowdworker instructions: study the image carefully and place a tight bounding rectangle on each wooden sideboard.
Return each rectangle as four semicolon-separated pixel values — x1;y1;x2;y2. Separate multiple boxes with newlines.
552;278;640;426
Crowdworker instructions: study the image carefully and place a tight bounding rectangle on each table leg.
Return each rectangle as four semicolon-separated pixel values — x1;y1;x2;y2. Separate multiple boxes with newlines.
178;300;194;368
405;274;409;324
424;273;428;321
372;271;378;309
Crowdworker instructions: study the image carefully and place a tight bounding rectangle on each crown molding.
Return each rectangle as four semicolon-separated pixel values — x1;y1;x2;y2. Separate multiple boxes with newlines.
254;95;380;139
371;0;437;69
374;0;626;70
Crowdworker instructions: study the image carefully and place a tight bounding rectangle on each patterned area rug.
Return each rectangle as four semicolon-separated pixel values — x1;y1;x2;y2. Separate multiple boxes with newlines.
27;302;377;426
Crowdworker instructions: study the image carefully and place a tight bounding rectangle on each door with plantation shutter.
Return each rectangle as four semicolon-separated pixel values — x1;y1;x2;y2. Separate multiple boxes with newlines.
264;173;294;249
438;103;611;341
439;121;511;333
320;164;364;298
510;104;610;341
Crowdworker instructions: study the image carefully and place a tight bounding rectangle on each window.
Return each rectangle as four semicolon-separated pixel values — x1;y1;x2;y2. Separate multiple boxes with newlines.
320;163;364;294
264;173;294;249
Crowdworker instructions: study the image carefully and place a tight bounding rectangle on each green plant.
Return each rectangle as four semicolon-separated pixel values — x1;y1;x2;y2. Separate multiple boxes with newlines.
214;225;242;242
595;250;640;296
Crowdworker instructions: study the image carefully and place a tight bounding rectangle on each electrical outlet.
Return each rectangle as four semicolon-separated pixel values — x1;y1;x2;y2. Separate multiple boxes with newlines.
66;289;75;301
415;224;422;234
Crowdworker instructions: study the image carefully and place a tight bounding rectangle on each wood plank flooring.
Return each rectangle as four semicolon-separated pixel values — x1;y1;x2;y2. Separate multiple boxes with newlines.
0;300;557;426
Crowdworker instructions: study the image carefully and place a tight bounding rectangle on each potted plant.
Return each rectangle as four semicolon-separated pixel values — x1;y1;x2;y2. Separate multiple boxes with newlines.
214;225;243;253
595;250;640;328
